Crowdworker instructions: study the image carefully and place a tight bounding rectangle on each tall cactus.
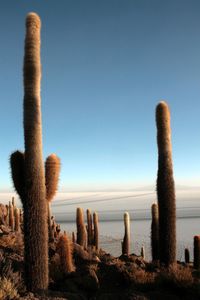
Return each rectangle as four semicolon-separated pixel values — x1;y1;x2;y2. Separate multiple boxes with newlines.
151;203;159;261
122;212;130;255
23;12;48;291
45;154;61;241
156;101;176;266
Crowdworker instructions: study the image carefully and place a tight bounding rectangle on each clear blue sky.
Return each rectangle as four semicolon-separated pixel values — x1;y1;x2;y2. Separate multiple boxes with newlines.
0;0;200;192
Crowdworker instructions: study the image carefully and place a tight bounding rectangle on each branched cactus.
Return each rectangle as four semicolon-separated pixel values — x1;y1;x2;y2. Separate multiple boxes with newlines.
86;209;93;246
76;208;87;248
122;212;130;255
57;232;75;274
151;203;159;261
45;154;61;241
156;101;176;266
194;236;200;269
11;12;48;291
93;212;99;251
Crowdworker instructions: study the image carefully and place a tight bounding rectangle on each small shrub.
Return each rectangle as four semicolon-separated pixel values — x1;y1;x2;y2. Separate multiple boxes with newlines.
0;277;19;300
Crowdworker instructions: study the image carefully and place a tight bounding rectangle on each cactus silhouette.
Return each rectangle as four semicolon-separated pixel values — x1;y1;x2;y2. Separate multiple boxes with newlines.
93;212;99;251
185;248;190;264
23;12;48;291
156;101;176;266
76;207;87;248
141;246;145;259
57;232;74;274
86;209;93;246
194;236;200;269
45;154;61;241
122;212;130;255
151;203;159;261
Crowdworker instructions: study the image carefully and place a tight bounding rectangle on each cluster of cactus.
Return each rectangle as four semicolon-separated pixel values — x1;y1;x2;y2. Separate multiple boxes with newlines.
6;11;200;293
0;198;22;232
75;208;99;251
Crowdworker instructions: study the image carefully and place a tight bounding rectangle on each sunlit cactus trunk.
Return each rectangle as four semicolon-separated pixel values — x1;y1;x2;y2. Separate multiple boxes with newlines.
57;232;75;274
151;203;159;261
23;13;48;291
76;207;87;247
156;101;176;266
122;212;130;255
14;208;20;232
194;236;200;269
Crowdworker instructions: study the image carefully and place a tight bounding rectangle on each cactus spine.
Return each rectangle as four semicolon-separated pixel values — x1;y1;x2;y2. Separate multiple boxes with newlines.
23;12;48;291
156;101;176;266
151;203;159;261
86;209;93;246
45;154;61;241
122;212;130;255
76;208;87;248
93;212;99;251
194;236;200;269
57;233;74;274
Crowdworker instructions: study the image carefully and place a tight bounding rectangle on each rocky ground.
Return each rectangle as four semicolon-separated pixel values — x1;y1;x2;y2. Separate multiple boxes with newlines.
0;199;200;300
1;224;200;300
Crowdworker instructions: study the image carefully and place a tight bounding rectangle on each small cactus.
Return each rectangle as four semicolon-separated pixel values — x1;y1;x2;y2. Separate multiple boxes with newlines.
76;208;87;248
72;231;76;243
93;212;99;251
57;232;75;274
141;246;145;260
185;248;190;264
151;203;159;261
122;212;130;255
14;208;20;232
194;236;200;269
156;101;176;266
9;201;14;231
86;209;93;246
